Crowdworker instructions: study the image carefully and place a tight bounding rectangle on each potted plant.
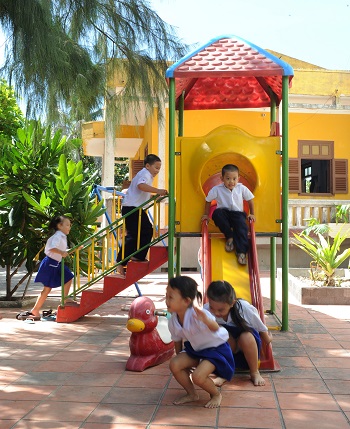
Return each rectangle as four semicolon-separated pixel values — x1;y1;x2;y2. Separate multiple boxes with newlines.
293;228;350;286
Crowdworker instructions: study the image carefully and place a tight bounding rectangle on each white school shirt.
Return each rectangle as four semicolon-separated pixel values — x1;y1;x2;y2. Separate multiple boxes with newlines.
44;230;68;262
122;167;154;207
168;306;229;351
206;183;254;212
204;300;268;332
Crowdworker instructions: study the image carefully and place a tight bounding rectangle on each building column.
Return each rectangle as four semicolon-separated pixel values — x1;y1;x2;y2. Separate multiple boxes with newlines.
103;94;116;187
102;93;116;227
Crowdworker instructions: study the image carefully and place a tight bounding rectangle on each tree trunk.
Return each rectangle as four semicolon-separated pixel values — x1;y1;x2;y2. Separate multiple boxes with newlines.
4;263;36;300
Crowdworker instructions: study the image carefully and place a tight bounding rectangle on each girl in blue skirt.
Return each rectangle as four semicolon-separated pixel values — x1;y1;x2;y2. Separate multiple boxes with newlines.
26;216;74;319
205;280;272;386
166;276;235;408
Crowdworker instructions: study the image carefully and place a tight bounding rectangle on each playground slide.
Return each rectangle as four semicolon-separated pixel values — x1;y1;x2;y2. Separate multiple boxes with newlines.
201;219;258;306
210;236;251;302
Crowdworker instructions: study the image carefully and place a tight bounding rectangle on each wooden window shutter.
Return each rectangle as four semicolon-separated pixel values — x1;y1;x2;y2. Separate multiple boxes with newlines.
333;159;348;194
131;160;144;178
289;158;300;192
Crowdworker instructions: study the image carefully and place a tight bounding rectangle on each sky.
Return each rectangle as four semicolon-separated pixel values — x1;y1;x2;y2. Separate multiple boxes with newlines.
149;0;350;70
0;0;348;103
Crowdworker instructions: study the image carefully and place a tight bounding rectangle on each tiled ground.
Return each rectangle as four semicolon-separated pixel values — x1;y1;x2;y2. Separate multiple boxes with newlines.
0;272;349;429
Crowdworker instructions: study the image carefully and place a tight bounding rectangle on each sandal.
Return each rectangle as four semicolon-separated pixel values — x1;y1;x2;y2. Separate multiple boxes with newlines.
41;314;57;322
225;239;234;252
16;311;41;321
41;309;57;320
237;253;247;265
42;309;56;318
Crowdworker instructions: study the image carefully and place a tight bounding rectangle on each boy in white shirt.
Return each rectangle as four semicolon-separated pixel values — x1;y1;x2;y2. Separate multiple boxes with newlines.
116;154;167;276
201;164;255;265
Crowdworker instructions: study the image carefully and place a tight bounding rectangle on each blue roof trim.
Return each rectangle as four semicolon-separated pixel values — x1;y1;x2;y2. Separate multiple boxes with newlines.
165;34;294;78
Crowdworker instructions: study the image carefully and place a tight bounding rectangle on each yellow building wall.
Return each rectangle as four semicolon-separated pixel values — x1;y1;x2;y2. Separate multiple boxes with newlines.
292;70;350;96
288;112;350;199
289;113;350;157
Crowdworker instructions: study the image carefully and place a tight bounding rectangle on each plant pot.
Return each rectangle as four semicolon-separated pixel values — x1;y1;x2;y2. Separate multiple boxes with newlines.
278;268;350;305
0;296;37;308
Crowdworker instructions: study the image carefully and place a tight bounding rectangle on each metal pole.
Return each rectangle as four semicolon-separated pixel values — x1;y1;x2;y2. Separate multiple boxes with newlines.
178;91;184;136
281;76;289;331
270;236;276;313
270;93;276;123
61;258;65;306
168;78;176;279
176;237;181;276
176;92;185;276
269;95;277;314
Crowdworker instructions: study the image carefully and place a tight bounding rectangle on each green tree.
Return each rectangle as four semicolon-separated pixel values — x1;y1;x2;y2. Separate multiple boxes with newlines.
0;121;105;300
49;116;103;187
0;0;187;121
114;158;129;188
0;78;24;143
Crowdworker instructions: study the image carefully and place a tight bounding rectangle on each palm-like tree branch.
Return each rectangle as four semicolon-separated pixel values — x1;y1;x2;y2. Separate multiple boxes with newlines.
0;0;187;121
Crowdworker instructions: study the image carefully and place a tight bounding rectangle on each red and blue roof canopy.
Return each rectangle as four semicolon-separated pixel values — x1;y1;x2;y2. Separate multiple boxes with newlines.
166;35;294;110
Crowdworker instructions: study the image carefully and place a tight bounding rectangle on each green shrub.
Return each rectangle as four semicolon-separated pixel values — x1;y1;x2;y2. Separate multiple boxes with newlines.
293;229;350;286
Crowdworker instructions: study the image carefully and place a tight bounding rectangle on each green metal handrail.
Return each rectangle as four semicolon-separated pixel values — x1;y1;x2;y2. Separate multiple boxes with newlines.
60;195;168;305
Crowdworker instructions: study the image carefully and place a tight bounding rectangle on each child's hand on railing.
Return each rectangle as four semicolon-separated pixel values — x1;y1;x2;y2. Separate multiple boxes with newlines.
157;189;168;196
69;245;83;254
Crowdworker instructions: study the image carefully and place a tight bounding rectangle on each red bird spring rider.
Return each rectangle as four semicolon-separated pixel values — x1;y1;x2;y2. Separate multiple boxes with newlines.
126;296;174;371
